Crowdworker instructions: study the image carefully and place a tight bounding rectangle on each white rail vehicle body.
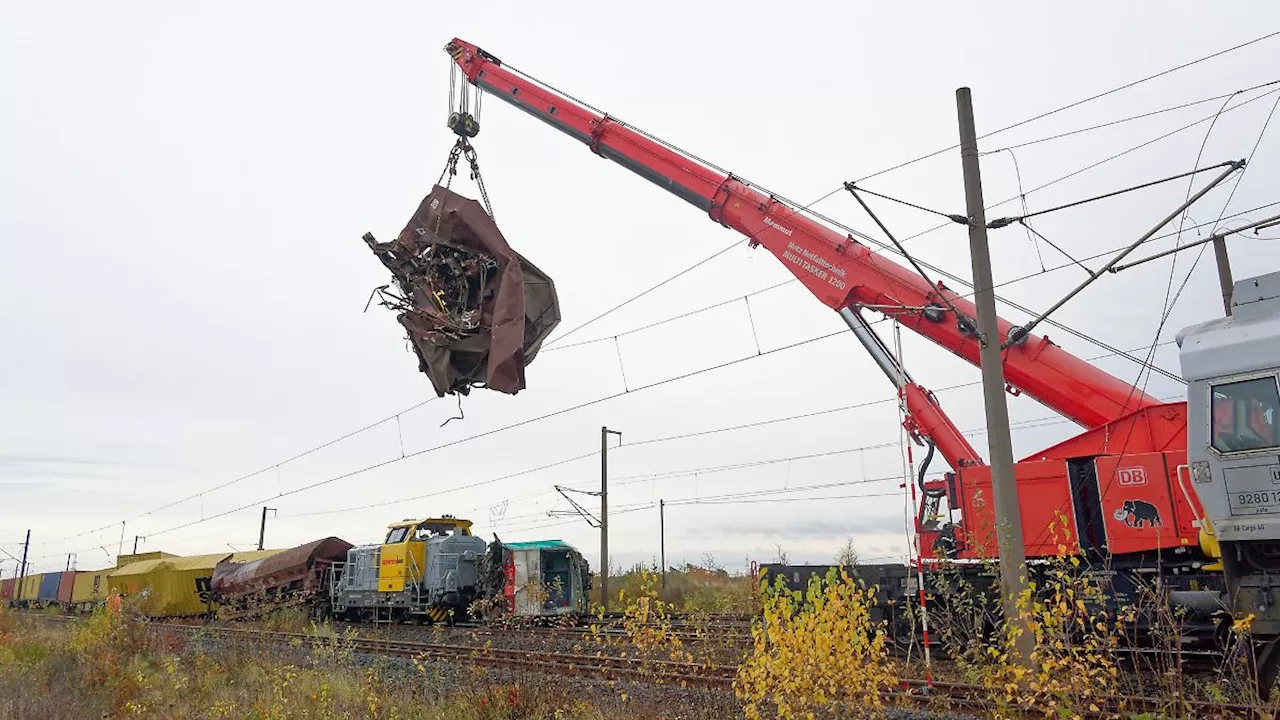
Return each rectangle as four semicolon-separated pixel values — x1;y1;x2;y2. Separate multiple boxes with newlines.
1180;270;1280;634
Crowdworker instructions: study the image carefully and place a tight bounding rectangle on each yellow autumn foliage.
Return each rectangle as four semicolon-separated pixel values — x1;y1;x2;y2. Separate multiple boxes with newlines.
618;569;695;666
966;515;1123;718
735;567;897;719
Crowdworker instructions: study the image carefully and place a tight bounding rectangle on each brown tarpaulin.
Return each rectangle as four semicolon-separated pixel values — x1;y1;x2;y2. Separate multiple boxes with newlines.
365;185;560;397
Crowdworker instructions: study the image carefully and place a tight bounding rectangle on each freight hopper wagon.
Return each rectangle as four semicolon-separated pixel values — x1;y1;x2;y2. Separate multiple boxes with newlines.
330;517;486;623
211;537;353;620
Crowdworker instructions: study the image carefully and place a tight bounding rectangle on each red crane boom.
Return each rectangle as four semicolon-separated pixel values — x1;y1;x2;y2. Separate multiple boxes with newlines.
445;39;1208;566
446;40;1159;432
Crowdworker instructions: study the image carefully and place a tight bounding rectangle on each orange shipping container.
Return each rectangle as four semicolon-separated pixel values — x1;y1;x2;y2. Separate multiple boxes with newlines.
57;571;77;603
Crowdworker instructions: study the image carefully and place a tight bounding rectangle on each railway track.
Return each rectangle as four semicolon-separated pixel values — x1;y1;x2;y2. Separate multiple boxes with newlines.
442;620;753;646
22;614;1268;717
165;623;737;689
142;624;1280;717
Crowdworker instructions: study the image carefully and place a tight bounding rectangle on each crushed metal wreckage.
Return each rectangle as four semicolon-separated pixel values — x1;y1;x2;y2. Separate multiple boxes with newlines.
363;184;560;397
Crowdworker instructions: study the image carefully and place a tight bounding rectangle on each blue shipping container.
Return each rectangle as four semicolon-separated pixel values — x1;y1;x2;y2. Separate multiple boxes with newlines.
38;572;61;601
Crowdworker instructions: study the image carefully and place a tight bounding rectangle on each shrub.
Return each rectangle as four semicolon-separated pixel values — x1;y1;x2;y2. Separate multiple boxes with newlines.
735;566;896;719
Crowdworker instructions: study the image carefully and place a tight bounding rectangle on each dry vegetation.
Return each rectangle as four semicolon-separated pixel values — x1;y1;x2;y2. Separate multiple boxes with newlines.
9;532;1280;719
732;530;1280;718
597;558;757;614
0;599;699;719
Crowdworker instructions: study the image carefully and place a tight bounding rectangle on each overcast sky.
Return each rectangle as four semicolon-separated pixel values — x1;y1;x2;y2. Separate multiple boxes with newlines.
4;3;1280;576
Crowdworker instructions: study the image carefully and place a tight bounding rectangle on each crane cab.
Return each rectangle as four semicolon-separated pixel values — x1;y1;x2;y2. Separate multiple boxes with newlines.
1179;270;1280;637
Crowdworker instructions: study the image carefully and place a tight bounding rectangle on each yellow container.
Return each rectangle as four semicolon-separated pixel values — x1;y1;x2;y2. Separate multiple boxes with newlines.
71;569;110;605
108;550;281;617
115;551;177;568
18;573;41;602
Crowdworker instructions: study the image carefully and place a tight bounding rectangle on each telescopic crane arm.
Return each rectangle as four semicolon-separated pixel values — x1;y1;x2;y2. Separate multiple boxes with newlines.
445;39;1163;469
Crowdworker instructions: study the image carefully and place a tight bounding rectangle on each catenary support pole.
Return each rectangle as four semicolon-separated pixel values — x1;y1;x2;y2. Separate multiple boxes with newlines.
957;86;1034;666
601;427;621;609
660;498;666;588
17;530;29;602
1213;237;1235;315
258;507;277;551
133;536;143;554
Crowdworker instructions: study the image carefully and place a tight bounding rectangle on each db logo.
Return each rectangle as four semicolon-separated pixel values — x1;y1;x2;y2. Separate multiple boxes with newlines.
1117;467;1148;487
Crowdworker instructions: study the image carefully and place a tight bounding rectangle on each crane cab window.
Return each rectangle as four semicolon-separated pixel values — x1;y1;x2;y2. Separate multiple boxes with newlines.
1211;376;1280;453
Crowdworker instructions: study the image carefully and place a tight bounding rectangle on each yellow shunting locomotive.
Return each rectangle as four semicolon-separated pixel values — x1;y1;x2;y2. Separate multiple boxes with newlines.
331;516;487;623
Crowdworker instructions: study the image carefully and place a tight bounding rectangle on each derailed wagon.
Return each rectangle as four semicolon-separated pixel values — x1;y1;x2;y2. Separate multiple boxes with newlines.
476;539;591;622
108;551;281;618
362;185;560;398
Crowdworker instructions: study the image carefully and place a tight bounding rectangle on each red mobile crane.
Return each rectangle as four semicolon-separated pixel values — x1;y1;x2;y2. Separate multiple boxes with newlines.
444;39;1213;571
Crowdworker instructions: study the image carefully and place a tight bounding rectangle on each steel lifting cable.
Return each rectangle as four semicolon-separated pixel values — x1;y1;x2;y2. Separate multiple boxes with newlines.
438;137;495;218
439;60;496;219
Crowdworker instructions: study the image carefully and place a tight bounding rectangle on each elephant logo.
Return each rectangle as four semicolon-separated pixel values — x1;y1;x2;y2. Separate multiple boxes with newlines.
1113;499;1163;528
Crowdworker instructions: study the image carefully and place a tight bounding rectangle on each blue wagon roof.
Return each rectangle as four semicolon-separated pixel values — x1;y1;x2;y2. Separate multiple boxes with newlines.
504;540;572;550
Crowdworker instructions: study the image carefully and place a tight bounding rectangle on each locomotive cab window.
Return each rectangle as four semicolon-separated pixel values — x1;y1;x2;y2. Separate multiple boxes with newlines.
385;526;410;544
1211;376;1280;453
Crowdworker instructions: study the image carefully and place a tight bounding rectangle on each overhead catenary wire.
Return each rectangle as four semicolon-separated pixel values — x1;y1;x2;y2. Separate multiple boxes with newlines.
842;185;967;224
984;148;1048;271
1146;90;1247;393
986;160;1243;227
32;180;1230;555
844;184;974;331
540;186;847;349
129;328;856;543
996;160;1245;348
31;167;1249;557
323;413;1107;529
1017;221;1091;274
715;90;1280;386
984;78;1280;153
518;37;1280;356
850;30;1280;183
817;87;1280;381
54;397;440;543
1149;91;1279;342
548;95;1268;379
544;203;1280;358
256;339;1177;524
31;40;1279;556
1023;89;1280;553
62;326;1184;560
